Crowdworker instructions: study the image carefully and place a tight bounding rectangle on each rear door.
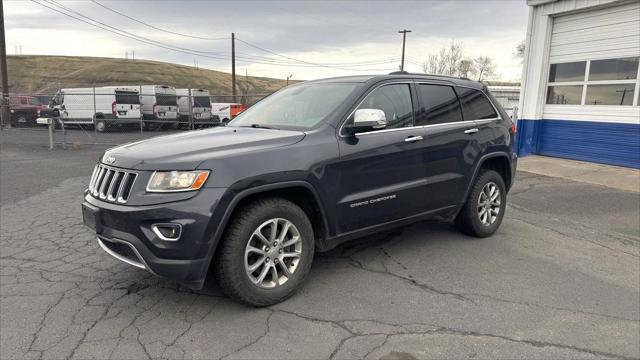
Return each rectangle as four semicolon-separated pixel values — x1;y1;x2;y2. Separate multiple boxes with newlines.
114;91;141;119
334;82;429;233
416;83;475;210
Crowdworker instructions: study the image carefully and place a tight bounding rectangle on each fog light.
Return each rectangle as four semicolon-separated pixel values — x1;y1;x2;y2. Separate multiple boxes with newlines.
152;223;182;241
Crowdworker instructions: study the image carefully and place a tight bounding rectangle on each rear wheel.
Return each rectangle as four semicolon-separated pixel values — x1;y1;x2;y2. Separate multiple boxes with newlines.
95;119;107;132
455;170;506;237
215;198;314;306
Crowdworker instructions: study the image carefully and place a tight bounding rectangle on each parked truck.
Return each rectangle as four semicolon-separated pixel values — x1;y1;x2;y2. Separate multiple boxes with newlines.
176;89;213;127
49;87;141;132
9;95;48;127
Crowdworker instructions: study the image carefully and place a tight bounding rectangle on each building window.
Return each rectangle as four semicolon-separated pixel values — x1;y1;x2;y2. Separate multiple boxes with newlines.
546;57;640;106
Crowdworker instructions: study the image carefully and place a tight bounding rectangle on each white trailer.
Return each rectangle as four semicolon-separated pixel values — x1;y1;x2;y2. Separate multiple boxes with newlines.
176;89;213;125
139;85;178;125
50;86;141;132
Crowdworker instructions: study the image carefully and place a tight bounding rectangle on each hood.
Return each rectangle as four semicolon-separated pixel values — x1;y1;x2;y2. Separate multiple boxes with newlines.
102;127;305;170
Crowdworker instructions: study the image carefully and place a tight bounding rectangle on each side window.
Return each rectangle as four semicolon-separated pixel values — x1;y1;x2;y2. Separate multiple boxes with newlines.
456;87;498;120
356;83;413;129
416;84;463;125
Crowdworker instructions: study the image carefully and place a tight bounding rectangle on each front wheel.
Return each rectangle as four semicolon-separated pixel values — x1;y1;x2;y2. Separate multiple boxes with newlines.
215;198;315;306
455;170;507;237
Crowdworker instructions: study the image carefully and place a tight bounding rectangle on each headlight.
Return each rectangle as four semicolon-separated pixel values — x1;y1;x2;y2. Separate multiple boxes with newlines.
146;170;210;192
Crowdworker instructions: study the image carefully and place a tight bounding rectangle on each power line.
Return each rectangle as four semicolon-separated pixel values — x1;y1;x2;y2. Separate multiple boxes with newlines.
30;0;399;72
235;37;396;71
89;0;229;41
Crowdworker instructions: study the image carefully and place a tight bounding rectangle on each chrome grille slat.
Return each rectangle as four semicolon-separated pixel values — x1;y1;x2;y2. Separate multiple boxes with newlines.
98;170;113;199
88;164;138;204
88;165;99;192
106;172;122;201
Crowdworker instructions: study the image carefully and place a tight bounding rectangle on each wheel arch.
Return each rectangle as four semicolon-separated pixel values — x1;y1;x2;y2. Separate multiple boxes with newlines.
201;181;330;284
464;152;513;202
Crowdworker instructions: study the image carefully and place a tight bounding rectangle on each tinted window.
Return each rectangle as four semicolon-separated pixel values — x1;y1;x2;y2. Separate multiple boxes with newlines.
585;84;635;105
156;94;177;106
194;96;211;108
549;62;586;82
416;84;462;125
589;57;639;81
546;85;583;105
456;87;498;120
356;84;413;129
115;91;140;104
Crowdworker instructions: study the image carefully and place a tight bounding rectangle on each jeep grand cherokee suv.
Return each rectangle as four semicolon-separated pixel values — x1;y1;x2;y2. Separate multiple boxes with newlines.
82;72;517;306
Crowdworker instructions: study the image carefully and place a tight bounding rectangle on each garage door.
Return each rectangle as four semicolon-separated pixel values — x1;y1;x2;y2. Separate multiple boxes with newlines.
540;1;640;168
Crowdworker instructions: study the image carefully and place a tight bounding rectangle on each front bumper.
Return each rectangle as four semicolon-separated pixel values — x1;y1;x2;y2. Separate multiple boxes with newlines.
82;187;228;289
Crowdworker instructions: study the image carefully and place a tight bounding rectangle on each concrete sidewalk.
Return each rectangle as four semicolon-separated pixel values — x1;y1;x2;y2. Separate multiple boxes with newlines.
517;155;640;193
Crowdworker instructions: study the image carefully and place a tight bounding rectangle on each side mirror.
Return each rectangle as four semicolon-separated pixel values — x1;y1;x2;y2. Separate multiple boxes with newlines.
344;109;387;135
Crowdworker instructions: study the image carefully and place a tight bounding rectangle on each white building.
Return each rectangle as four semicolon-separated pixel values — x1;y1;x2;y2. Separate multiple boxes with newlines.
518;0;640;168
486;81;521;118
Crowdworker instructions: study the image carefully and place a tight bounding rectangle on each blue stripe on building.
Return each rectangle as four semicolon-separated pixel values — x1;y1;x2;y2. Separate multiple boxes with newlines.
516;119;640;169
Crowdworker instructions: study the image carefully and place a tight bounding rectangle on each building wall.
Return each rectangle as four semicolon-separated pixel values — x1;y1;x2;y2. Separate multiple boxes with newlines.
518;0;640;168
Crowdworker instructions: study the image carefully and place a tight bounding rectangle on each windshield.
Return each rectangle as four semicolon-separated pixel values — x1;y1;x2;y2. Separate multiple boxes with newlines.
229;83;359;130
194;96;211;108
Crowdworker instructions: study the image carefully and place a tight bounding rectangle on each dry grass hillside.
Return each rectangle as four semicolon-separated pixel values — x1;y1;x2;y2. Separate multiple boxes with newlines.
7;55;289;95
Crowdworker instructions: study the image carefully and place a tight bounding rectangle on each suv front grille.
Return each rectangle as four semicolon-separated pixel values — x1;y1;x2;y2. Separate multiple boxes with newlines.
88;164;137;203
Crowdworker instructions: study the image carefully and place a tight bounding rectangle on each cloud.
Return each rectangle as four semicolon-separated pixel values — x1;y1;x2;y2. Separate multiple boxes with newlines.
5;0;528;80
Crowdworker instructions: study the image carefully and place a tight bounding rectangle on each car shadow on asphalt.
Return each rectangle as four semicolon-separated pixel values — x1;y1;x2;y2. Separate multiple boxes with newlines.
194;220;473;302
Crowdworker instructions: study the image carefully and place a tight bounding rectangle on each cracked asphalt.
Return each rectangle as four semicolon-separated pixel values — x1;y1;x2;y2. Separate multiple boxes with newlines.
1;130;639;359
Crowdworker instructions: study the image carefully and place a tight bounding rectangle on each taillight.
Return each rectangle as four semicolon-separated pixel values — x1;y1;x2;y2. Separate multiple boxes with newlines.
111;101;117;116
510;123;517;135
153;103;157;115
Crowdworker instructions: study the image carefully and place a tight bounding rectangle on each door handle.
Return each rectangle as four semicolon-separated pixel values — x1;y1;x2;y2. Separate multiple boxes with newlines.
404;136;424;143
464;128;479;134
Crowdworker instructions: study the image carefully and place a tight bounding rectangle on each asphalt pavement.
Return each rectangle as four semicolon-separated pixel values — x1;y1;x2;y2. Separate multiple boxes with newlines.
1;128;639;359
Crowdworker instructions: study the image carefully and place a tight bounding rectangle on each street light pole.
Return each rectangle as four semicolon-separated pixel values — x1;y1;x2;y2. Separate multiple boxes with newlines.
286;74;293;87
398;29;412;71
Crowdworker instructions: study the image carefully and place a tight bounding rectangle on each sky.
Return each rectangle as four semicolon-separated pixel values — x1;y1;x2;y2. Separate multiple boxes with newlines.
5;0;529;81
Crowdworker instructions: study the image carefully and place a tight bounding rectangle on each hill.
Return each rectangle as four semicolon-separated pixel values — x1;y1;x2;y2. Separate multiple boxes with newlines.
6;55;289;95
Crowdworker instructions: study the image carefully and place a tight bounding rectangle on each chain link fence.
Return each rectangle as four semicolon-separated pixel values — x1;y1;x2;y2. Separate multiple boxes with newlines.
0;88;272;147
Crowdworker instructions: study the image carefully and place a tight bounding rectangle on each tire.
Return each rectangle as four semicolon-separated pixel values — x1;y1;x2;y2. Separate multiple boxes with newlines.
215;198;315;306
95;119;107;132
455;169;507;237
14;114;28;127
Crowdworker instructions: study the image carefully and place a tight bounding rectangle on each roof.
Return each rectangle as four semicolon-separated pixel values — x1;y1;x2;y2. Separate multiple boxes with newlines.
304;72;485;89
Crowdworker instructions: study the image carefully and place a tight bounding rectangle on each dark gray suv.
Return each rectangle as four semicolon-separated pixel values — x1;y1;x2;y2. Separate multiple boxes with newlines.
82;72;517;306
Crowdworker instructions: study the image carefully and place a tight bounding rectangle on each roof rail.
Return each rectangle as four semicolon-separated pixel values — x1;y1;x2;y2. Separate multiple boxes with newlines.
388;71;472;81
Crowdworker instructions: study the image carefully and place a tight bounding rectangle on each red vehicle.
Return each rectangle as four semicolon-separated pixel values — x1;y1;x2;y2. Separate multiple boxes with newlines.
10;95;48;127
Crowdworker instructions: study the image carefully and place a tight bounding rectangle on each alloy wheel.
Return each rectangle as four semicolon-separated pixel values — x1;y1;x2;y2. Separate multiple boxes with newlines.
244;218;302;289
477;182;501;226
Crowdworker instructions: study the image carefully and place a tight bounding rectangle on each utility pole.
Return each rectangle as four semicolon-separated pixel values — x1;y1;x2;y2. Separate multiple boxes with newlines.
286;74;293;87
0;0;11;129
398;29;411;71
231;32;236;102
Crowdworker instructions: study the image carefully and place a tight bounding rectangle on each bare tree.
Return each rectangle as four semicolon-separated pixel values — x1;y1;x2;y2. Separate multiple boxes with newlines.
474;56;496;81
515;40;526;59
423;41;463;76
457;59;475;79
445;41;463;76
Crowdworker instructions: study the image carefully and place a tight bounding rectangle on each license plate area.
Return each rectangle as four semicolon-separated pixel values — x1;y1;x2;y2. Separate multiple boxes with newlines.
82;203;103;234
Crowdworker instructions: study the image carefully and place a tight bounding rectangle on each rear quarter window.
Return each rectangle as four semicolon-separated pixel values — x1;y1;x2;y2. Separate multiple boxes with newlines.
456;87;498;120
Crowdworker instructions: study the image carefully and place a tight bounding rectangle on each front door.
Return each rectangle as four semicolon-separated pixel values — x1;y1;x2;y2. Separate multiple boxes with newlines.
334;82;428;234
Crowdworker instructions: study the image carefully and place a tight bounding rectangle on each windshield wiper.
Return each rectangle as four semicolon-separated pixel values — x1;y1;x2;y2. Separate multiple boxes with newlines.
243;124;275;129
